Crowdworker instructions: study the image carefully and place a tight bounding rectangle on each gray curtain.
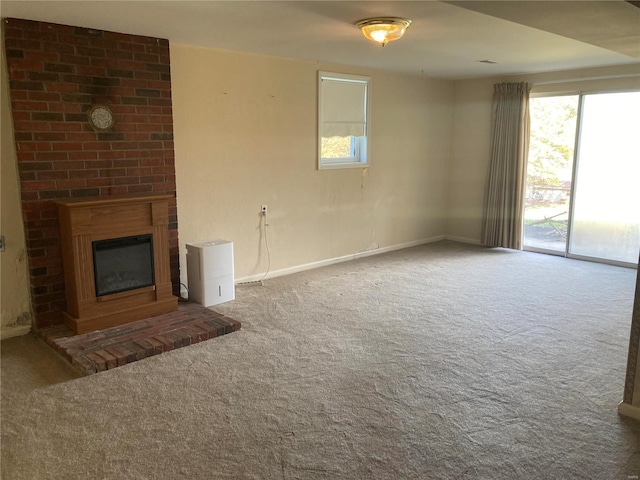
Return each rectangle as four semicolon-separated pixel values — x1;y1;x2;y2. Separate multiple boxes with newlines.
481;82;531;249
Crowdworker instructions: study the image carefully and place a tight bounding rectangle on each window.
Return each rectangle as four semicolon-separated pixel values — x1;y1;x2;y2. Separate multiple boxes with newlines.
318;71;370;170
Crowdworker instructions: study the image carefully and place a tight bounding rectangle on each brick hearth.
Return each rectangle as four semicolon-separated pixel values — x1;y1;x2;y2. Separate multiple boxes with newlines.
38;302;241;375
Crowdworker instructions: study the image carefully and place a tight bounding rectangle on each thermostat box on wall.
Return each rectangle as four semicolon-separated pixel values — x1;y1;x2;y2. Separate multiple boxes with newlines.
186;239;235;307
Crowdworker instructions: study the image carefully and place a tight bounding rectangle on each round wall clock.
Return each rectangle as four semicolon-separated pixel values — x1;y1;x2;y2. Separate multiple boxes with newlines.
88;105;115;131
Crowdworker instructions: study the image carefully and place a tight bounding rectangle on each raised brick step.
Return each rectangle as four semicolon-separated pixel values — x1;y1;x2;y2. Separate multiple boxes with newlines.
37;302;241;375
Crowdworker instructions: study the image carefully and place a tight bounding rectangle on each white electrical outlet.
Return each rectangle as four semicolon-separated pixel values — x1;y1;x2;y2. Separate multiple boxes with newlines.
261;205;268;214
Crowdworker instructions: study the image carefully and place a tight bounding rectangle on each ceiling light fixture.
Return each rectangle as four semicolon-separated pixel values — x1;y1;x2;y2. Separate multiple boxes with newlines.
356;17;412;47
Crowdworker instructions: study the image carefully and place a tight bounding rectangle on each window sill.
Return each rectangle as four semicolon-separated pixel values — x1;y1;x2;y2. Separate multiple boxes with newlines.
318;161;369;171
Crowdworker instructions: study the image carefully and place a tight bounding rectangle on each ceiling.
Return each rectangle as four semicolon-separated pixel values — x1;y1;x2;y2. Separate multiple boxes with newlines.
1;1;639;79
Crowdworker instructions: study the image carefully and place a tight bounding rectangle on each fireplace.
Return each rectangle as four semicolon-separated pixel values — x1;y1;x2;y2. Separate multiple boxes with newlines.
55;194;178;334
93;235;155;297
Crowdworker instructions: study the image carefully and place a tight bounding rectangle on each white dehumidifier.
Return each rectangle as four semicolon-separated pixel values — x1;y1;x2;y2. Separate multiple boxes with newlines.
186;239;235;307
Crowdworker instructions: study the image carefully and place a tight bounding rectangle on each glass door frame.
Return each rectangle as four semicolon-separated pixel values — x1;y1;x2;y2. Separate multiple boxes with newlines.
523;89;639;270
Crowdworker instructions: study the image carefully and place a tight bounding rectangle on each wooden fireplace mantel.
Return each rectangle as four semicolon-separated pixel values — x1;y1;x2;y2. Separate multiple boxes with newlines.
56;194;178;334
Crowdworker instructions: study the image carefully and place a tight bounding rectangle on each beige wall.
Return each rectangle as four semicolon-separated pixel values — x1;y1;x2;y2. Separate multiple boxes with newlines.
635;360;640;407
1;46;33;339
171;44;453;283
635;309;640;406
446;64;640;243
634;265;640;407
446;76;495;243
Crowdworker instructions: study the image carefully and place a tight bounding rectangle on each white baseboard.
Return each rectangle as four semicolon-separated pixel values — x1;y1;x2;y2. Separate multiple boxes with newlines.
444;235;482;245
618;402;640;422
0;325;31;341
236;235;445;284
354;235;445;259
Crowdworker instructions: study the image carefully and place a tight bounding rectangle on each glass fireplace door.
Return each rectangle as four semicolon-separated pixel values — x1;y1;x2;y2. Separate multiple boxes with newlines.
93;234;155;297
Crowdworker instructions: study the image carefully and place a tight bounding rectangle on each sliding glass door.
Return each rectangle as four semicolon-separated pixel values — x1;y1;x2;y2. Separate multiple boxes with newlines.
569;92;640;264
524;95;578;253
524;91;640;266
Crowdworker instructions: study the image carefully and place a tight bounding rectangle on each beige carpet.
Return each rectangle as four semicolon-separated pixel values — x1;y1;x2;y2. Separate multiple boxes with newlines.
2;241;640;479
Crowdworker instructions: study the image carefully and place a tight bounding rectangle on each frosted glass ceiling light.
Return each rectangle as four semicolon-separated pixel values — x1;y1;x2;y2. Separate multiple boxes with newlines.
356;17;412;47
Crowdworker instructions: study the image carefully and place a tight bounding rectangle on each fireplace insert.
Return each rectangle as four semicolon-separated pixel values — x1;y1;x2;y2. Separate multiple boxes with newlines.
92;234;155;297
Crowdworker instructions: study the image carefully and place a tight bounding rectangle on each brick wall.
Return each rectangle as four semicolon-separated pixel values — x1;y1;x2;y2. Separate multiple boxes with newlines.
3;18;180;329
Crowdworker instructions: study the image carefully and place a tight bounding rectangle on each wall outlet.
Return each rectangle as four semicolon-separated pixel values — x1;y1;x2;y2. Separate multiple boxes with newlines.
261;205;268;215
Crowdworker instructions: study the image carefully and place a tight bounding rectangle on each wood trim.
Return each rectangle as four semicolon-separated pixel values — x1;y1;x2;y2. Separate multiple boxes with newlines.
55;194;173;209
618;402;640;422
96;285;156;303
623;263;640;404
56;195;177;334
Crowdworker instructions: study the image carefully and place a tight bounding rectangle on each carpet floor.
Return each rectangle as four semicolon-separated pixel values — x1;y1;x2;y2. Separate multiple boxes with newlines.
2;241;640;479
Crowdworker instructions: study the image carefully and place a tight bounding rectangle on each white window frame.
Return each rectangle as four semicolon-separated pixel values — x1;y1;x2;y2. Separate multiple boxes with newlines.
318;71;371;170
